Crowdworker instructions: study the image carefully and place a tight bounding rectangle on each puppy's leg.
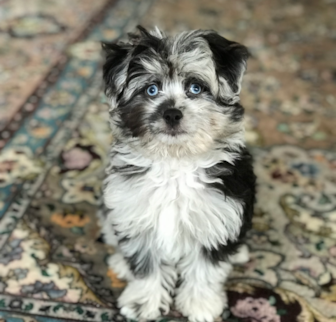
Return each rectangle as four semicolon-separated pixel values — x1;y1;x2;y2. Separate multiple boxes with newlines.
108;252;134;281
175;250;232;322
117;240;177;320
118;264;176;320
102;210;134;281
99;208;119;247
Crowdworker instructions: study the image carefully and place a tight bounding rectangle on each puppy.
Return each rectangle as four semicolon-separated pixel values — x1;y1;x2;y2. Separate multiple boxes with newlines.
100;26;256;322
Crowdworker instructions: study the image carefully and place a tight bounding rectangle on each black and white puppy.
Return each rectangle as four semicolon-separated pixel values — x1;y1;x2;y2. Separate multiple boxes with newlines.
100;26;256;322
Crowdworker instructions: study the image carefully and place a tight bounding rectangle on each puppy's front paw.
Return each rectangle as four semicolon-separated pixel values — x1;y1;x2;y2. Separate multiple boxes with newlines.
118;279;171;320
119;303;160;320
175;289;227;322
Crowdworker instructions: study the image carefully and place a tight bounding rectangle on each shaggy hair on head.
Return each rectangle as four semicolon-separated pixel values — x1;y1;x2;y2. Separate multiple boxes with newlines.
99;26;256;322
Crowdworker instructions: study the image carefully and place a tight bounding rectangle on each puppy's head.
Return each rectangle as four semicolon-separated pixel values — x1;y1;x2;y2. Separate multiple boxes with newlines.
103;26;249;158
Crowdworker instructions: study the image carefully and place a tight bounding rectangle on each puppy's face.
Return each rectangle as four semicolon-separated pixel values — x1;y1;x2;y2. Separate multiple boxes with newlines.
103;27;249;158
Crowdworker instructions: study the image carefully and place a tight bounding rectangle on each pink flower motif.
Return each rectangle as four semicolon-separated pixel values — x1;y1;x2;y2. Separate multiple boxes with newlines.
62;148;92;170
231;297;280;322
329;246;336;257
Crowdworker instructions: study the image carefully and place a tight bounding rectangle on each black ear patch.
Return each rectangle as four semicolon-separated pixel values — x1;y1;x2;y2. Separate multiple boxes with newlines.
203;33;249;94
102;42;130;97
102;26;163;98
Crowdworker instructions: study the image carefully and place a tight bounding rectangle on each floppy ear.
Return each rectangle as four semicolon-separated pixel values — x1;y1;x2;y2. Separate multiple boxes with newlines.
102;42;131;99
102;26;158;101
203;32;249;100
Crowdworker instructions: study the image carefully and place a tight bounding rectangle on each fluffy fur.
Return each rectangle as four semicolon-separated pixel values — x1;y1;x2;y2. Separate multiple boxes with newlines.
100;26;256;322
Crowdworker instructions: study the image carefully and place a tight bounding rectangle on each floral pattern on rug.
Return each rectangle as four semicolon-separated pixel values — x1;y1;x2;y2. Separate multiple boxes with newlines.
0;0;110;133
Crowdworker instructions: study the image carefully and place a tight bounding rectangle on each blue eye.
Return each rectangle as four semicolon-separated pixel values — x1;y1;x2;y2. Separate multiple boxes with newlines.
189;83;202;95
146;84;159;97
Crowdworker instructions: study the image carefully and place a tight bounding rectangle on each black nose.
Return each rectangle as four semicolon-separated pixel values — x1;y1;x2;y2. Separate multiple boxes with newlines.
163;109;183;127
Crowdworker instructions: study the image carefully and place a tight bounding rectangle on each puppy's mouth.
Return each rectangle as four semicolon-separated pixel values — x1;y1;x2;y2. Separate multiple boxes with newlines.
148;121;187;140
161;127;186;137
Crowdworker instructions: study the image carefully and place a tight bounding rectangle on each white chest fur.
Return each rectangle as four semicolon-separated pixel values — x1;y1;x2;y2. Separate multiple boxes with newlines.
103;147;244;259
